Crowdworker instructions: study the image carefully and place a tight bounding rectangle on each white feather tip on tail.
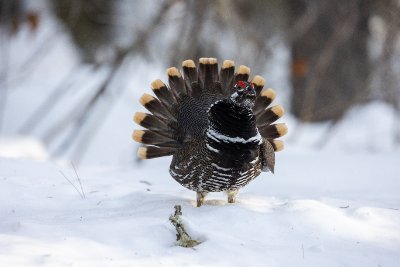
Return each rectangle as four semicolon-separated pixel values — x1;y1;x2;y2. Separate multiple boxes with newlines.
166;67;181;77
272;140;284;152
276;123;288;137
199;57;217;64
139;93;155;106
132;130;145;142
252;75;265;86
133;112;146;124
261;88;276;100
151;79;165;90
182;59;196;68
137;147;147;159
237;65;250;75
222;60;235;69
208;58;217;64
271;105;285;118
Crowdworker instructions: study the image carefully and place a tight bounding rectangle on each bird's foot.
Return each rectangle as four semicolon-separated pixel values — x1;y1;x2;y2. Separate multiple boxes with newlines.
227;189;238;204
196;192;208;207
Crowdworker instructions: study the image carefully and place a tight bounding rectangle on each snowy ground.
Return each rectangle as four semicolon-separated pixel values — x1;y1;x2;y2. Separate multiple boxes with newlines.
0;135;399;266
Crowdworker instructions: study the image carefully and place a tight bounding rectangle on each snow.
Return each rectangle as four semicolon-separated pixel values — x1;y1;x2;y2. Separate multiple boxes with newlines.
1;129;399;266
0;136;48;160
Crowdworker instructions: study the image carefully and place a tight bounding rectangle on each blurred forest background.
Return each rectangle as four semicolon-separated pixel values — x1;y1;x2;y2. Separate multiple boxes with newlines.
0;0;400;165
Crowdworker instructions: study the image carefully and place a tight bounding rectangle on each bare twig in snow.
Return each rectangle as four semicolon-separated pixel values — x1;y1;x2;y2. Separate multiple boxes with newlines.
59;162;86;199
139;180;152;186
59;170;84;199
169;205;200;248
71;162;86;199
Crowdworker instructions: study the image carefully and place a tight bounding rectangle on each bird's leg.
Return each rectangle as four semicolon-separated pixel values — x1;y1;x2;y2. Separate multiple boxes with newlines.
196;191;208;207
227;189;238;203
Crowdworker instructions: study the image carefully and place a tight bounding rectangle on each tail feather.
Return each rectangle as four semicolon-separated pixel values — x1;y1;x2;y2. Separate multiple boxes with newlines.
251;75;265;96
133;112;171;132
213;81;225;96
138;146;176;159
254;88;276;115
256;105;285;126
269;139;284;152
219;60;235;94
259;123;288;139
151;79;176;108
139;93;176;121
133;130;177;147
260;139;275;173
188;81;202;98
167;67;186;98
198;58;219;90
235;65;250;83
182;60;197;95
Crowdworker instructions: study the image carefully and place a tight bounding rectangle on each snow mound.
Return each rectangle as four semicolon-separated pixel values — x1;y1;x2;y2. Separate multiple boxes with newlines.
0;136;48;160
286;101;400;153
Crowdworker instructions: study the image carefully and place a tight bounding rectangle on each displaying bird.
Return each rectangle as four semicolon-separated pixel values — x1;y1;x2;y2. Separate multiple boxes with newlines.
133;58;287;207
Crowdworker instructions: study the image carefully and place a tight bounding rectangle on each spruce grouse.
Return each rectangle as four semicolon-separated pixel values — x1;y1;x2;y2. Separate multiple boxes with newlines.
133;58;287;207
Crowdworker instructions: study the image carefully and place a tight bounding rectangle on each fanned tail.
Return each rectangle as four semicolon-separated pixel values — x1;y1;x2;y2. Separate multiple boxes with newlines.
133;58;287;159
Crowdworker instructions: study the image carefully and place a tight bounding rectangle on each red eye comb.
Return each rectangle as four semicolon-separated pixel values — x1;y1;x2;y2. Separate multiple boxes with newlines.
236;81;247;88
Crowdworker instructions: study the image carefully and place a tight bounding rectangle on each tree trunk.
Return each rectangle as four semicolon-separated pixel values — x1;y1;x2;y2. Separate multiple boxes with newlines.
52;0;114;64
288;0;371;122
